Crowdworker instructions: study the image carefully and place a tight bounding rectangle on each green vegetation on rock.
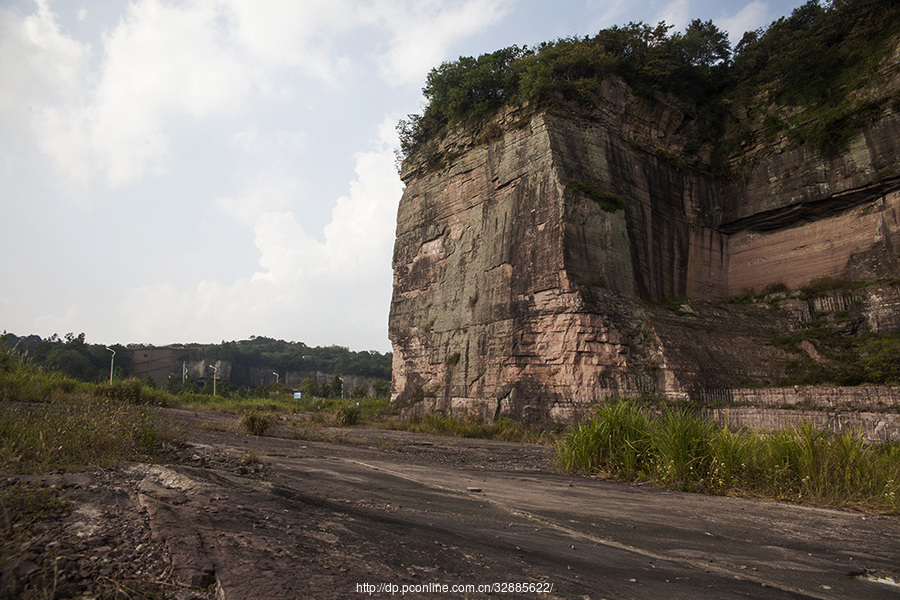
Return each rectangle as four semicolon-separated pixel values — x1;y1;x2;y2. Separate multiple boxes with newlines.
398;18;730;157
399;0;900;164
775;329;900;386
566;180;624;212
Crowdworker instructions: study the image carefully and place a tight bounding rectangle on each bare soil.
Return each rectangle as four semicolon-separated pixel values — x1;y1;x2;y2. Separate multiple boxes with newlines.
2;407;899;599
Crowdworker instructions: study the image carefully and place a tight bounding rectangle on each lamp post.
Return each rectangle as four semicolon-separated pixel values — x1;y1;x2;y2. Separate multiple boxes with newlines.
272;371;279;385
208;364;218;396
105;347;115;384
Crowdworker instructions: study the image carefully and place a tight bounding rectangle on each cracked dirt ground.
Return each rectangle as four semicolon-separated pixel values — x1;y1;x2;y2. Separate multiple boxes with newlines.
3;407;899;599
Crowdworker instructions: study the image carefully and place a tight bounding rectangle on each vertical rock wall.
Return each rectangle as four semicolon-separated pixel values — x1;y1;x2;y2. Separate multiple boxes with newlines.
390;77;900;422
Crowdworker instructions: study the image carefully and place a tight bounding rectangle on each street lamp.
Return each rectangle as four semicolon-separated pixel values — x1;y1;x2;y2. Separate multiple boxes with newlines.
105;347;115;384
208;364;218;396
272;371;279;385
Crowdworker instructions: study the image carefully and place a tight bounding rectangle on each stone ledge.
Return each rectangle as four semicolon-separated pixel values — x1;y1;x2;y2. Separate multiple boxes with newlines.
704;406;900;442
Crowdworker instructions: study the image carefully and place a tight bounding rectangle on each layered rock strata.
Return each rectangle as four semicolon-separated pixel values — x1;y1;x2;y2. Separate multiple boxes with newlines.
389;75;900;423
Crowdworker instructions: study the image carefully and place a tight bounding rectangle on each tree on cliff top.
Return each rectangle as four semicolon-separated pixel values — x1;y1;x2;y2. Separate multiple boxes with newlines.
399;18;731;157
398;0;900;161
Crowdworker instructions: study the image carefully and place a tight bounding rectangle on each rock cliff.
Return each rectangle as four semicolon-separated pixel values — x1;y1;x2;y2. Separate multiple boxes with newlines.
389;55;900;423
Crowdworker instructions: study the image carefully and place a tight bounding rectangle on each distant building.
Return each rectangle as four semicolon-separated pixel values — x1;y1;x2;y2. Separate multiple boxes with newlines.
131;345;198;386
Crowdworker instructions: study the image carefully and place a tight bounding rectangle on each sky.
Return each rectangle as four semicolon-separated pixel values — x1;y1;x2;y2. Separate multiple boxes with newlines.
1;0;807;353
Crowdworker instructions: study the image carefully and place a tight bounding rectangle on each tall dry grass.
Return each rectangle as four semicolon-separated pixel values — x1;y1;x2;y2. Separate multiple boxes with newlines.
0;348;176;473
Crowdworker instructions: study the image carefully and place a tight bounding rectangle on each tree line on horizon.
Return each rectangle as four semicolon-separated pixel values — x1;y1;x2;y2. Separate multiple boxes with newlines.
0;332;392;391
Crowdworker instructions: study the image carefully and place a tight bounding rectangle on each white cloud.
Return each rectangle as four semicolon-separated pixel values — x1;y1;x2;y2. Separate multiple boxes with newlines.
0;0;91;136
217;179;297;229
718;1;770;46
33;0;253;189
216;126;309;226
33;304;80;336
17;0;362;191
117;120;403;350
3;0;523;351
586;0;630;31
229;125;308;169
657;0;691;32
98;1;249;120
10;0;507;191
223;0;355;82
374;0;513;87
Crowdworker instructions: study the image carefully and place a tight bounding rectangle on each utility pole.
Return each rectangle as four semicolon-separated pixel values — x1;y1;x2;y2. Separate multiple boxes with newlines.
105;347;116;384
208;364;218;396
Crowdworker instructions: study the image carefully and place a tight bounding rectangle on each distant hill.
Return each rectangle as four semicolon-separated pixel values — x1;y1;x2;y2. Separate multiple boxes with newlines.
190;336;391;382
1;332;391;391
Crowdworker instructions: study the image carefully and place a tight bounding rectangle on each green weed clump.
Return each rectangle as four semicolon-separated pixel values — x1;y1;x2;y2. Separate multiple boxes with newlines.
93;378;173;406
238;408;274;436
291;397;390;426
554;400;653;478
555;399;900;513
0;360;87;404
566;180;624;212
331;405;361;427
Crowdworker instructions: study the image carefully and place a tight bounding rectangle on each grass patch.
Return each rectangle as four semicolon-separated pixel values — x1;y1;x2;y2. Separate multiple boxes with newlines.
798;275;854;298
655;297;691;312
298;396;390;425
386;412;555;445
0;399;174;473
773;329;900;386
0;349;177;474
555;399;900;513
332;405;361;427
171;392;390;421
186;394;392;433
167;393;283;414
238;408;274;436
287;428;363;446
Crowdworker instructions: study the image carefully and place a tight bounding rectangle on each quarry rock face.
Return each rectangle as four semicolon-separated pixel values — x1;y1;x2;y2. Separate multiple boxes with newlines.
389;75;900;423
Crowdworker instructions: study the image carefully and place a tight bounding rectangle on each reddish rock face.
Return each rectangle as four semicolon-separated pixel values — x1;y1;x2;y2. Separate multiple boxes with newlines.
389;76;900;422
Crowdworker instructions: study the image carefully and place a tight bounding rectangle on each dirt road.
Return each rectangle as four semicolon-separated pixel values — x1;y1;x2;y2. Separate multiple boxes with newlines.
8;408;900;599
